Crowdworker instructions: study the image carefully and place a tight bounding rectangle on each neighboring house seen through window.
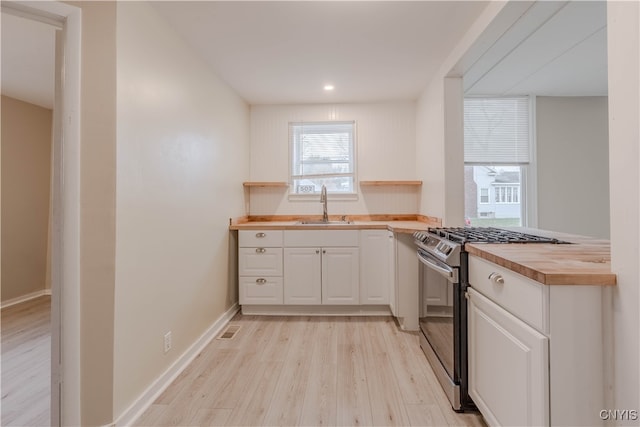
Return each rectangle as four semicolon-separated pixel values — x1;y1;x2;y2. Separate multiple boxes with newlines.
290;121;356;196
464;97;530;227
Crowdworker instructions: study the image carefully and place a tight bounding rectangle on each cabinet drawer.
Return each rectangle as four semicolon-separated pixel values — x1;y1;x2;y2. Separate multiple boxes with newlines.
239;276;283;305
239;248;283;276
239;230;283;247
468;255;546;332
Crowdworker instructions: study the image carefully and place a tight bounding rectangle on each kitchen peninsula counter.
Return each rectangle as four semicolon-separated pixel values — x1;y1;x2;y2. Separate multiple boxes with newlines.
466;229;616;286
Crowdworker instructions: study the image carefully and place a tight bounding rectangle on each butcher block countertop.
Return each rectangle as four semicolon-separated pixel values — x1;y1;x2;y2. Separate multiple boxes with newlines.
466;228;616;286
229;214;441;234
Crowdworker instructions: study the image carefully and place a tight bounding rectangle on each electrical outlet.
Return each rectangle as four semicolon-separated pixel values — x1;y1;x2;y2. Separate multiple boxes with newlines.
164;331;172;353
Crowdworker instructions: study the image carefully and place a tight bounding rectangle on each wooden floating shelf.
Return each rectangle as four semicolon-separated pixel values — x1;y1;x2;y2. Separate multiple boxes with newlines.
243;181;288;188
360;180;422;186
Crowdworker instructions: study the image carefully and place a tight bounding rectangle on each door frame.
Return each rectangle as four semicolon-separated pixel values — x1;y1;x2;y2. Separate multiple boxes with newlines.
1;2;82;425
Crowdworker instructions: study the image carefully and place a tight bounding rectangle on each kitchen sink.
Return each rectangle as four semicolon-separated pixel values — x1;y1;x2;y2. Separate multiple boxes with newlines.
296;220;354;225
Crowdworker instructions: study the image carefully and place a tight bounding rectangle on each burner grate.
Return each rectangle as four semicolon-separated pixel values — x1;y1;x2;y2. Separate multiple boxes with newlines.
428;227;567;244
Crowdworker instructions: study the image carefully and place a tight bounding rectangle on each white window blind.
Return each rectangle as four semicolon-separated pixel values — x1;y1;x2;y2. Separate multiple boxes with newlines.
464;97;530;164
290;121;355;194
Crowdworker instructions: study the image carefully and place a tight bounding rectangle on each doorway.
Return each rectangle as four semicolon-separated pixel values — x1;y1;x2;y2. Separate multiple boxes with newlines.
1;2;82;425
1;7;60;426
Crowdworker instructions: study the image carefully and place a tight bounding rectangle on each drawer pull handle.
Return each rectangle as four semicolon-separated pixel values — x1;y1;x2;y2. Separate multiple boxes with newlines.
256;232;266;238
488;272;504;285
255;248;266;254
256;278;267;285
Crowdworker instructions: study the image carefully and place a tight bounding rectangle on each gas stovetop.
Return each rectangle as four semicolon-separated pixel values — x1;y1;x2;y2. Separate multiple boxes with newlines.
412;227;568;265
428;227;567;244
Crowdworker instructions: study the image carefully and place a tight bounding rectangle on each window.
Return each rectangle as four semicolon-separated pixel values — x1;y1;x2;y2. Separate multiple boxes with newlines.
494;185;520;204
479;188;489;204
290;121;356;195
463;97;531;227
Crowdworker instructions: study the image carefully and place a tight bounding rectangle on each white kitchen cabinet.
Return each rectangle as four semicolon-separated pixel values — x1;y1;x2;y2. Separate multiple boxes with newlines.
239;276;283;305
468;287;548;427
238;247;283;277
468;255;608;427
392;232;420;330
283;230;360;306
322;247;359;304
359;230;393;304
283;246;359;305
238;230;283;305
283;247;322;304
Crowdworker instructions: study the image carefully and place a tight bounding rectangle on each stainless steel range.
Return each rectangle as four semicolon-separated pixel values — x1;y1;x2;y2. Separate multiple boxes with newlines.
412;227;566;412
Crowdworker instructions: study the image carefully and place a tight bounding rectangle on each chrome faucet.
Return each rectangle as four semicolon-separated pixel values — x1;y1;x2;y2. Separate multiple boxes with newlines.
320;184;328;223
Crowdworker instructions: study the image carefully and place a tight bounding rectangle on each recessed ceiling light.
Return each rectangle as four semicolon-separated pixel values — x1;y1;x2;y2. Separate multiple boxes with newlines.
324;84;335;91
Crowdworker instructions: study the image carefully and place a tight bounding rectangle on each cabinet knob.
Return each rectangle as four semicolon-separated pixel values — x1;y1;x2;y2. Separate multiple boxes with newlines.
316;250;320;254
488;272;504;285
256;278;267;285
256;232;266;238
322;250;326;254
255;248;266;254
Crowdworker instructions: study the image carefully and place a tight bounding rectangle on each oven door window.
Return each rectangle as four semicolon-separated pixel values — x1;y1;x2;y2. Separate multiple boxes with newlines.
419;255;455;380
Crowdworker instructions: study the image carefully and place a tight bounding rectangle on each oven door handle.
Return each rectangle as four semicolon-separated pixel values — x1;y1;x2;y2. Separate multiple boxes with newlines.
417;251;458;283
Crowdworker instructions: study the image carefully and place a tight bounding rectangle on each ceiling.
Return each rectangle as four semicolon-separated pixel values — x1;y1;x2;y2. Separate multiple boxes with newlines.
463;1;607;96
1;11;56;109
150;1;489;104
1;1;608;110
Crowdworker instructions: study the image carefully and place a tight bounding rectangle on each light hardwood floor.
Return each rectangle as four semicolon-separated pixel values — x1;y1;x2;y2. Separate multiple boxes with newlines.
135;315;486;427
1;295;51;427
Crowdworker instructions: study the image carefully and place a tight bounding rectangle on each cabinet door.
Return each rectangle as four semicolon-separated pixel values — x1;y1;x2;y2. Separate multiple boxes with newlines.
322;247;359;305
359;230;392;304
284;248;321;304
468;288;549;427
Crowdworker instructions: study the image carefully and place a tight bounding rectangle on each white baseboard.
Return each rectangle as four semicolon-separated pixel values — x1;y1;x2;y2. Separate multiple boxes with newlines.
1;289;52;309
240;304;392;316
114;302;240;427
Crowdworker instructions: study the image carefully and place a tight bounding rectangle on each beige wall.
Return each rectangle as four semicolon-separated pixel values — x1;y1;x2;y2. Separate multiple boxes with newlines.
607;1;640;420
73;1;118;425
1;95;52;302
536;96;610;239
249;102;418;216
113;1;249;419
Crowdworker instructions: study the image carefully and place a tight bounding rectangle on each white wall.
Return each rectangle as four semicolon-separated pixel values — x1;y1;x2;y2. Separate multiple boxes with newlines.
249;103;419;216
416;3;504;225
536;96;610;239
114;2;249;419
607;1;640;422
416;78;446;221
